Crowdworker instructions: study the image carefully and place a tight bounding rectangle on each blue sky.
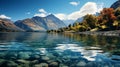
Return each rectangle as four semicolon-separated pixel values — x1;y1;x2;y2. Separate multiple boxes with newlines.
0;0;117;21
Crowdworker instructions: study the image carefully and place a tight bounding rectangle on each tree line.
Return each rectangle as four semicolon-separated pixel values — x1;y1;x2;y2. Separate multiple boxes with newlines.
47;8;120;33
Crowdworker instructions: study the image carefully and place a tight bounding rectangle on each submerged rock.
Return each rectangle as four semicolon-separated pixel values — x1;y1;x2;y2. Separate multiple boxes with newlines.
47;53;56;59
34;55;40;59
6;53;18;60
30;54;41;60
16;59;30;67
16;59;30;64
85;62;98;67
6;61;18;67
41;56;50;61
31;60;39;64
0;61;18;67
59;64;69;67
18;52;30;59
62;66;69;67
46;60;53;64
76;60;87;67
49;62;58;67
0;53;6;58
0;59;5;65
34;63;48;67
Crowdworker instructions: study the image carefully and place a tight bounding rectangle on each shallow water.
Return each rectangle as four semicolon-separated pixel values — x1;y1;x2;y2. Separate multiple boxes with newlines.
0;32;120;67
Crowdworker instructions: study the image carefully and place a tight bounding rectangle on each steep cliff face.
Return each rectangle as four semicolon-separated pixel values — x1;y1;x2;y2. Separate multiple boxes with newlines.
15;14;66;31
0;18;23;32
111;0;120;9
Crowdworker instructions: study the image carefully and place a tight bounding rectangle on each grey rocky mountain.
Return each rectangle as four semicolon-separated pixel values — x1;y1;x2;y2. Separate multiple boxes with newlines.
15;14;66;32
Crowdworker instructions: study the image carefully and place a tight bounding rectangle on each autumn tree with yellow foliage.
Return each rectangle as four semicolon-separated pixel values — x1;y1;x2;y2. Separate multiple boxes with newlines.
47;8;120;33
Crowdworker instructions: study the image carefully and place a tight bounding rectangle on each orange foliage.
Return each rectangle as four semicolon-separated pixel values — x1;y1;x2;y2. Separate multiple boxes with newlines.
101;8;116;21
98;8;116;27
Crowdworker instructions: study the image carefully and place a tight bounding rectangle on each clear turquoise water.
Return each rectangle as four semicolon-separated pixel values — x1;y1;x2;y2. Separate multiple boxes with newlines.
0;32;120;67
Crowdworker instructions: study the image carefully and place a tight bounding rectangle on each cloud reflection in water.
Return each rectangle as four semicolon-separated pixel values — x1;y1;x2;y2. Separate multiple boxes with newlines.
55;44;103;61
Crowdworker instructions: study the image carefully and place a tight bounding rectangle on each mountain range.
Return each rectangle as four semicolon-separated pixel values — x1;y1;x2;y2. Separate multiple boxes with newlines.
0;18;23;32
0;14;66;32
0;0;119;32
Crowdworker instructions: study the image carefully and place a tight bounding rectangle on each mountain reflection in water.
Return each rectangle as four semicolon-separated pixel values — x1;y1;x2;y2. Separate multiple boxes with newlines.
0;32;120;67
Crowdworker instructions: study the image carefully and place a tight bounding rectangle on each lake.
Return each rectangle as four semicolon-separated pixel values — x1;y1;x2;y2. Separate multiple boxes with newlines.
0;32;120;67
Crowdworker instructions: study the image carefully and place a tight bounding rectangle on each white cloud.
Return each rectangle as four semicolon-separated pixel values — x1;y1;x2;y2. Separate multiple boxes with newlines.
39;9;47;13
0;14;11;19
68;2;99;20
54;13;67;20
34;2;103;22
34;8;48;17
55;2;103;21
68;11;81;20
34;13;47;17
97;3;104;12
70;1;79;6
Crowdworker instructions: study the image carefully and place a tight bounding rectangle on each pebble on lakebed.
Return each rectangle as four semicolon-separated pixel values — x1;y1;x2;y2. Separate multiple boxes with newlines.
41;56;50;61
0;48;119;67
49;61;59;67
76;60;87;67
34;63;48;67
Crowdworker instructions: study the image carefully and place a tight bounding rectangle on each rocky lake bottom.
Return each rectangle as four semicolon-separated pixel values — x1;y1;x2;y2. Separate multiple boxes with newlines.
0;32;120;67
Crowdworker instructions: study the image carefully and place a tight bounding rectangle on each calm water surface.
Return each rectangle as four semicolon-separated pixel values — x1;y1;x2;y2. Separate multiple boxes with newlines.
0;32;120;67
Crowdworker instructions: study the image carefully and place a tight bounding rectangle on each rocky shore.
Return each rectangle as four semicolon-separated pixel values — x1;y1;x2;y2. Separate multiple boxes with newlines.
77;30;120;36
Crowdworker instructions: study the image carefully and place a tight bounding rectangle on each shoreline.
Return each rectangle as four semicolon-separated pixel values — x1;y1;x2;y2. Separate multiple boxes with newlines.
65;30;120;36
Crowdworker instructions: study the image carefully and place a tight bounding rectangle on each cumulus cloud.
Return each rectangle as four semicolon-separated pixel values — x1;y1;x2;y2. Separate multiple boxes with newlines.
34;13;47;17
34;8;48;17
70;1;79;6
39;9;47;13
55;2;103;21
34;2;103;22
54;13;67;20
68;2;99;20
0;14;11;19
